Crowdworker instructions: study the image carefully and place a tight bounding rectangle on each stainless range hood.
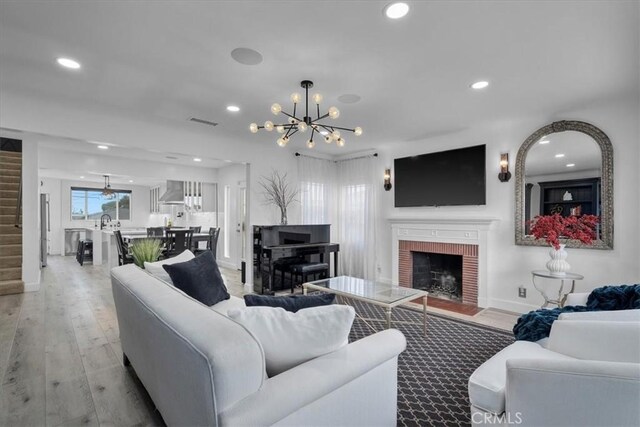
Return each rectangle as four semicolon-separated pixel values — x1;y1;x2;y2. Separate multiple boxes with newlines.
158;180;185;204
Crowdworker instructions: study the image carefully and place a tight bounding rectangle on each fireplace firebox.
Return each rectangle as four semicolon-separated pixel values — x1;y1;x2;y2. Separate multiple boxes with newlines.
412;252;463;300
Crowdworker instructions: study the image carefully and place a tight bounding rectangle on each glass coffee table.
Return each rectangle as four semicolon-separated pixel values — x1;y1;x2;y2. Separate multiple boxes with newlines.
303;276;428;336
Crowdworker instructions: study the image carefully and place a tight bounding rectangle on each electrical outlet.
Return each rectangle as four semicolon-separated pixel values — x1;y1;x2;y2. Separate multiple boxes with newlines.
518;286;527;298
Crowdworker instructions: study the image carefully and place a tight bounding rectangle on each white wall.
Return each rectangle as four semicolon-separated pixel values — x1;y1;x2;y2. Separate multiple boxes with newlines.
377;97;640;313
216;163;248;269
21;137;40;291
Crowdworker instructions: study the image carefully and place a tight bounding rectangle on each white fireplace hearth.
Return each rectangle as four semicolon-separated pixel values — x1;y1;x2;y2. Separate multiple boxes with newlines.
389;217;499;308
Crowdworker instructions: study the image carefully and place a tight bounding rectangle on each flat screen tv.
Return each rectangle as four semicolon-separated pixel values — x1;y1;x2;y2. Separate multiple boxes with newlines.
394;144;486;207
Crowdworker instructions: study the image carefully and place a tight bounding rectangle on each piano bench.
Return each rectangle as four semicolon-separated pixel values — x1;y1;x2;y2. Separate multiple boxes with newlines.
289;262;330;293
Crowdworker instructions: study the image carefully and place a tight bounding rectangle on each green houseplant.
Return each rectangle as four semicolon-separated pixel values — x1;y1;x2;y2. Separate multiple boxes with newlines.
130;238;163;268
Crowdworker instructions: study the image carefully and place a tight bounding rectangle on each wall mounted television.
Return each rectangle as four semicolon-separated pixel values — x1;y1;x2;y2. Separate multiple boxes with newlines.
394;144;486;207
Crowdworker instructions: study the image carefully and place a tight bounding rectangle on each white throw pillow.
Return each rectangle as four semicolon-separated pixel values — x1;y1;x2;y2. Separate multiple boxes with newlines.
228;305;355;377
144;250;195;284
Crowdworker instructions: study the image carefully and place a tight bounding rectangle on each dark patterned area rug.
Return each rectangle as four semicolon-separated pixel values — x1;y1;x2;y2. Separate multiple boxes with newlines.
347;301;514;427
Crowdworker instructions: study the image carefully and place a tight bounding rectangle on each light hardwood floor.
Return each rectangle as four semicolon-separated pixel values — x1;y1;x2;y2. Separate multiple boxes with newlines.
0;256;517;426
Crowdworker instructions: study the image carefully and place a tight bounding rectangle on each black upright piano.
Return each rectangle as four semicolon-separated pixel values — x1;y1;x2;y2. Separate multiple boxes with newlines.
253;224;339;294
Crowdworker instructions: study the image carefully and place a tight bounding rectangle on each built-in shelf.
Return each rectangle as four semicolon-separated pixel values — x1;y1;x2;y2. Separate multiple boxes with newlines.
539;177;600;217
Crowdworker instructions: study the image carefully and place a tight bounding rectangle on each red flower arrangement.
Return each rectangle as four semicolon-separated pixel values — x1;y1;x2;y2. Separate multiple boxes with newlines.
529;214;599;250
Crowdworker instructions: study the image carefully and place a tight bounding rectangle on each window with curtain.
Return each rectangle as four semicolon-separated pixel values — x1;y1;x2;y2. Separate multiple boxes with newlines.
300;181;328;224
71;187;132;221
297;153;378;280
297;155;335;225
336;156;378;280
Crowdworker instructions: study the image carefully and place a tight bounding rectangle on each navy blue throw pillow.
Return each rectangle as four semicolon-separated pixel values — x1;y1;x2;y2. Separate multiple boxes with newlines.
163;251;230;306
243;293;335;313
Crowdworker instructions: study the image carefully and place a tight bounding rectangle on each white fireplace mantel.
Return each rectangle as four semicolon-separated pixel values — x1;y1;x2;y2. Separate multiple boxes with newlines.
388;216;500;308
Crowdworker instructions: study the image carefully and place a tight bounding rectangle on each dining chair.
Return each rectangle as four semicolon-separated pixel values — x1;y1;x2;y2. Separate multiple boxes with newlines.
194;227;220;259
114;230;134;266
165;229;193;257
189;226;202;233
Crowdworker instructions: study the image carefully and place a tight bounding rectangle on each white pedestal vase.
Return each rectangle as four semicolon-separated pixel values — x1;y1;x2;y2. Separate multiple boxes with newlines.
547;244;570;276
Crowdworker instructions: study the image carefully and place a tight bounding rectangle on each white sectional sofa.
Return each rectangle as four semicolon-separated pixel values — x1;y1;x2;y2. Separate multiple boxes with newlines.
469;292;640;426
111;264;406;426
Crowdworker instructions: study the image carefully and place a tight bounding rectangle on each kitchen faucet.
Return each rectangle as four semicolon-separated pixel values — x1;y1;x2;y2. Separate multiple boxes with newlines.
100;214;112;230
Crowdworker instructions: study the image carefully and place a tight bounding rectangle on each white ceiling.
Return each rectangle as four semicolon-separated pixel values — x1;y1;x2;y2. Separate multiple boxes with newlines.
0;1;638;156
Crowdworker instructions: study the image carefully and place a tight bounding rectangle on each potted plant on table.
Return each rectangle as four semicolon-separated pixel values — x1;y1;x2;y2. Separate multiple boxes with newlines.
130;238;163;268
529;213;599;276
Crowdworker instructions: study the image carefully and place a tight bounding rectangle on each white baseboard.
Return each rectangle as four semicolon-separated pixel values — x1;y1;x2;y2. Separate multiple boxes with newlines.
24;270;41;292
217;260;238;271
487;297;539;314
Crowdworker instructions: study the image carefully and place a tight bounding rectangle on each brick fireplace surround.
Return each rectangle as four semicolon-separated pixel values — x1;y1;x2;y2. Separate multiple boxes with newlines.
390;217;498;309
398;240;478;306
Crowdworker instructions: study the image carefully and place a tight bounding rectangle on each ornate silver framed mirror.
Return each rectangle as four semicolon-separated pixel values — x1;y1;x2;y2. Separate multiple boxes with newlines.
515;120;613;249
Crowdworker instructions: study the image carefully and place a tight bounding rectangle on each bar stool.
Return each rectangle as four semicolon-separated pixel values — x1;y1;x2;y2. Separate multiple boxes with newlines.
76;240;93;266
289;262;329;293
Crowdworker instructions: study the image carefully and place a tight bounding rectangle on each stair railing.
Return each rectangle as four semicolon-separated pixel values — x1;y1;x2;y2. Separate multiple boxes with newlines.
15;176;22;228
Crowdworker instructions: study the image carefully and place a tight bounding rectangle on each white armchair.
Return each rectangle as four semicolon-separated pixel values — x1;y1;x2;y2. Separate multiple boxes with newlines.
562;291;640;321
469;305;640;426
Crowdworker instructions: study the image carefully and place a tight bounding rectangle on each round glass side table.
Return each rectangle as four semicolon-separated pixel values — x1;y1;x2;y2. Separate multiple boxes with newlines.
531;270;584;308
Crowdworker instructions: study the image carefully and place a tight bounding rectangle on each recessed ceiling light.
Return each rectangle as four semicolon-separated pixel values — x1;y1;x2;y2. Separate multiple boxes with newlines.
337;94;362;104
566;163;575;167
224;160;233;163
56;57;81;69
320;130;329;136
97;145;109;150
80;176;85;179
471;81;489;90
129;180;134;183
226;105;240;112
193;158;202;162
555;153;565;158
539;139;550;144
230;47;263;65
384;2;410;19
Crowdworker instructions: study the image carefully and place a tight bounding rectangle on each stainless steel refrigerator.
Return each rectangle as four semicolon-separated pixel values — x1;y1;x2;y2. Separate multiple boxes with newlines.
40;193;49;267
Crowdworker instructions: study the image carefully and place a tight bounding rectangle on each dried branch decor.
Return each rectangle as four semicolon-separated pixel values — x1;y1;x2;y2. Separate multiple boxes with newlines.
258;170;298;225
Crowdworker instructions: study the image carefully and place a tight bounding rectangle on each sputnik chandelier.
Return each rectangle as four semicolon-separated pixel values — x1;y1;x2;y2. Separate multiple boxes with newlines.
249;80;362;149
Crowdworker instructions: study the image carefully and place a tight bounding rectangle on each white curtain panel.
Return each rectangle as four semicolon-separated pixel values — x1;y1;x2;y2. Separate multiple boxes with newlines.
297;155;336;225
297;154;379;280
336;156;378;280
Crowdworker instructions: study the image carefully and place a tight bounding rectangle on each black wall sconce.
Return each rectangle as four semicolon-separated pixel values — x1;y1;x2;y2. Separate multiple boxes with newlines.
498;153;511;182
384;168;392;191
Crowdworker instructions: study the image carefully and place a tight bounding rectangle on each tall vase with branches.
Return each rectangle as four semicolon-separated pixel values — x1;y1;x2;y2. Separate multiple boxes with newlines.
258;170;298;225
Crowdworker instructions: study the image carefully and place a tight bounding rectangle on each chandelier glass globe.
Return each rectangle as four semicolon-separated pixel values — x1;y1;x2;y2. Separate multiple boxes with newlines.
249;123;258;133
306;140;315;149
290;93;302;103
354;126;363;136
328;106;340;119
271;103;282;115
264;121;274;131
